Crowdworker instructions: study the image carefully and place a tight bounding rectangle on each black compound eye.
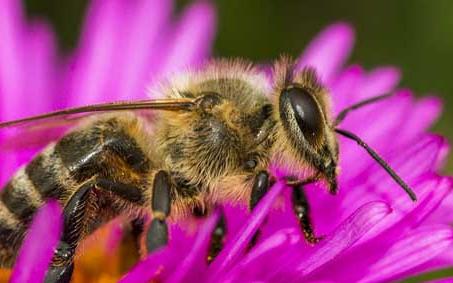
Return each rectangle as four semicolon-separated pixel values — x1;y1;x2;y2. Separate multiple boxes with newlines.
284;87;324;145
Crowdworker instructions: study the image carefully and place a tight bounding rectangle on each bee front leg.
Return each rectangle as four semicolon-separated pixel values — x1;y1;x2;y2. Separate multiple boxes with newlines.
291;183;323;244
45;184;91;283
146;170;171;253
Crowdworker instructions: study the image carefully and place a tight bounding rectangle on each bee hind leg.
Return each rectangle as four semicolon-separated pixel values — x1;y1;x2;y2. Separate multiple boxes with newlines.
44;184;91;283
45;177;149;283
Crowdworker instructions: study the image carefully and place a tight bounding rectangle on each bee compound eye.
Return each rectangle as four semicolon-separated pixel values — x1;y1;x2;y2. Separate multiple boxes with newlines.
284;87;324;145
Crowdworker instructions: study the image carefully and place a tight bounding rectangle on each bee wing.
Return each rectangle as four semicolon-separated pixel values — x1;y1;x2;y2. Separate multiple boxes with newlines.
0;98;196;152
0;98;195;130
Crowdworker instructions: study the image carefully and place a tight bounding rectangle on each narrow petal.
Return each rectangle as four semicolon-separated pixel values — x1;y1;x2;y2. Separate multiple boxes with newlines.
283;201;391;278
167;211;219;283
343;175;451;235
314;177;453;282
67;0;128;105
208;182;286;277
224;228;301;281
358;226;453;283
0;0;26;119
356;66;401;100
398;96;443;146
10;201;62;283
0;0;27;184
297;22;354;83
339;90;413;177
23;21;56;114
367;135;448;198
111;0;172;100
157;1;216;77
330;65;363;114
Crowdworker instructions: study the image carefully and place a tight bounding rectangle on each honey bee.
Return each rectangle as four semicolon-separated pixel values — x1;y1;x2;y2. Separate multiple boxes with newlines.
0;58;416;282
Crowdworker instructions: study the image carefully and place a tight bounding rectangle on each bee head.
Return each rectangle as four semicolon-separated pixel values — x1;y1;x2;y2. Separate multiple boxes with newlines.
273;64;339;193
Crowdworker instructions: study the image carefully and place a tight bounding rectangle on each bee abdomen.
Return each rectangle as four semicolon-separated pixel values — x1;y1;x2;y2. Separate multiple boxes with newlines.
0;164;49;266
25;148;68;200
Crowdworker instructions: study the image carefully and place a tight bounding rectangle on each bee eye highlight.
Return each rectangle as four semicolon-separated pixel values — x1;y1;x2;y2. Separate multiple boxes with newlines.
283;87;324;145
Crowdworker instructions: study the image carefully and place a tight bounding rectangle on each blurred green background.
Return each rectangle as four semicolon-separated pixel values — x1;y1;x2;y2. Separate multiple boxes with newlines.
24;0;453;172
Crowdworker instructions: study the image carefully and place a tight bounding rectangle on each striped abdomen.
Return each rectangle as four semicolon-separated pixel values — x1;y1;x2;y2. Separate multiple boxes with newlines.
0;144;65;267
0;115;153;267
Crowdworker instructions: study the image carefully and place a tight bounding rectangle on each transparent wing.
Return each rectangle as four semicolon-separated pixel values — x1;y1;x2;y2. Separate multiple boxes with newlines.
0;98;195;129
0;98;196;152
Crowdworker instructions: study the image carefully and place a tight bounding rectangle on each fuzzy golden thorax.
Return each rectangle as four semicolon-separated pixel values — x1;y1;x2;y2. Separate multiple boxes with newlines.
151;59;275;207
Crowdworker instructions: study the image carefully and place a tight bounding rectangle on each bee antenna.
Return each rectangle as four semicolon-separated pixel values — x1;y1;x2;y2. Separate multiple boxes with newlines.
335;128;417;202
334;93;393;126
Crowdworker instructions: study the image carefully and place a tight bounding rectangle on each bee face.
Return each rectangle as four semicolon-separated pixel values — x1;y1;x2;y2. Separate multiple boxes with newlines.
273;62;339;192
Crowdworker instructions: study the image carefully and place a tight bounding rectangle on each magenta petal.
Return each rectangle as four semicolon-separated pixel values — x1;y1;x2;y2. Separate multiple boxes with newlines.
357;66;401;100
67;0;127;105
224;228;301;281
368;135;448;197
208;182;286;277
297;22;354;83
158;1;216;76
398;96;443;146
330;65;363;113
167;211;220;283
289;201;391;277
359;225;453;282
10;201;62;283
313;177;453;282
23;21;56;115
109;0;171;101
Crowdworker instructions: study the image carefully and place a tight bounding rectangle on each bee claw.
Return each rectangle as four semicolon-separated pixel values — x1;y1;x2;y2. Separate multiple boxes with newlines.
44;262;74;283
306;234;324;245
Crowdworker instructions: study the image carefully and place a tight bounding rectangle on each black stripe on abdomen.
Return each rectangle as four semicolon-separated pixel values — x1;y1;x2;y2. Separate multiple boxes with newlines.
25;154;66;200
0;182;38;224
0;219;21;244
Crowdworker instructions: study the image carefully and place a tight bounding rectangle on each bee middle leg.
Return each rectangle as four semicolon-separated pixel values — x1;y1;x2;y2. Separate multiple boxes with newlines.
145;170;171;253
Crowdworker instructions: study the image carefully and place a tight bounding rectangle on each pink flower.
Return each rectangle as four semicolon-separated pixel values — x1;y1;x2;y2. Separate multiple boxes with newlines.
0;1;451;282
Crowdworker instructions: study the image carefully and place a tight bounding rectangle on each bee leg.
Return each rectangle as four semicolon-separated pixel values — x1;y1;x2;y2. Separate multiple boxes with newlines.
45;184;91;283
146;170;171;253
207;211;227;263
131;217;145;248
291;184;323;244
248;171;270;249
